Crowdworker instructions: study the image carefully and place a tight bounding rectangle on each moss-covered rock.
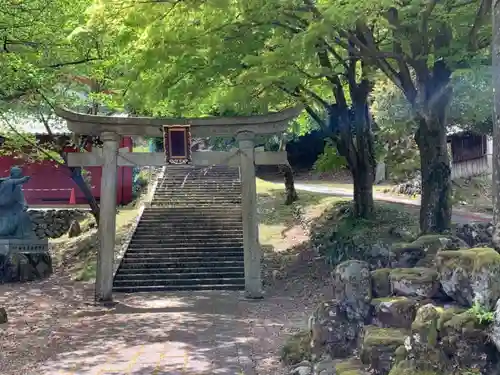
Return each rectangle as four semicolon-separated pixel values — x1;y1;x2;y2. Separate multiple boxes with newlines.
436;247;500;309
389;268;440;298
281;330;312;365
335;260;372;322
360;326;407;375
388;360;440;375
392;235;468;268
440;310;496;372
434;305;467;332
371;269;392;298
309;300;361;360
333;358;370;375
371;297;419;329
411;304;440;348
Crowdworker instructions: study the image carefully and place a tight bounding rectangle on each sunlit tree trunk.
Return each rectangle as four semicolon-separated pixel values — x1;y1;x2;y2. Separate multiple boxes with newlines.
492;0;500;249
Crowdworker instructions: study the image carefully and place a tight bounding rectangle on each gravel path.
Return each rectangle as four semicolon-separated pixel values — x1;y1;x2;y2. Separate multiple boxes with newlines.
0;257;331;375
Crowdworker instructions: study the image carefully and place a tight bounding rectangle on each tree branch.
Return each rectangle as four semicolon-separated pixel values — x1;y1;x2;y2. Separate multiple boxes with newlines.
468;0;492;50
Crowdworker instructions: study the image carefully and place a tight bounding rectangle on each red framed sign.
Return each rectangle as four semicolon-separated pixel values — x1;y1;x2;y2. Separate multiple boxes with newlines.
163;125;192;164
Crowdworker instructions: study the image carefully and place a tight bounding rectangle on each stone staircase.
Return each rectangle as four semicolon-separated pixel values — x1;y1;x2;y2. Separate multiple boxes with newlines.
113;165;245;293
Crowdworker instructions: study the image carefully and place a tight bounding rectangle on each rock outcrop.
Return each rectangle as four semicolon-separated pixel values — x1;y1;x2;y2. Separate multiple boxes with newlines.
286;236;500;375
436;247;500;309
335;260;372;322
389;268;439;298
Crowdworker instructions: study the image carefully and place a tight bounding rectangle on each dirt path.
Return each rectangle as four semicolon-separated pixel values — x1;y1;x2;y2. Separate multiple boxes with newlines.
0;253;331;375
293;183;492;224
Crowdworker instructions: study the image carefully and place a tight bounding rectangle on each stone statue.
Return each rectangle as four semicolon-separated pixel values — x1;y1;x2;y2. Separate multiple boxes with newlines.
0;167;35;239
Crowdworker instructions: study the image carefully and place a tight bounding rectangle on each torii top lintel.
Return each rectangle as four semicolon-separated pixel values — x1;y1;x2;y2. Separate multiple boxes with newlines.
55;106;303;138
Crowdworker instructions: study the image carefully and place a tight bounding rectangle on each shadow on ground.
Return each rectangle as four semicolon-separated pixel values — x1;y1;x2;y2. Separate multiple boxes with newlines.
0;275;320;375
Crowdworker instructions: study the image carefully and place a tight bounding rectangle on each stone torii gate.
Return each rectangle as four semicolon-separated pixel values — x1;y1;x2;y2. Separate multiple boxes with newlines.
56;107;302;301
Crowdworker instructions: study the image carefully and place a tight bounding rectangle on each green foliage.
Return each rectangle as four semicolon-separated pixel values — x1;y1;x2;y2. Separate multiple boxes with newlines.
371;69;493;137
468;301;495;325
313;142;347;173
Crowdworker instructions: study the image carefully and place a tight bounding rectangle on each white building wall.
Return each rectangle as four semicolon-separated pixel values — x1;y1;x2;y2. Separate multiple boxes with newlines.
450;136;493;179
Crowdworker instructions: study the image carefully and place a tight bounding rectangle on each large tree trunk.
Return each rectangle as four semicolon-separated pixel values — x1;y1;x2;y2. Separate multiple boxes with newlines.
492;0;500;250
351;80;376;218
281;164;298;205
352;166;374;218
415;117;452;234
278;136;298;205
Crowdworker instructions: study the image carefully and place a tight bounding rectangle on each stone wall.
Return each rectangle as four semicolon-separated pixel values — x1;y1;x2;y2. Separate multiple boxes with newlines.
29;209;88;239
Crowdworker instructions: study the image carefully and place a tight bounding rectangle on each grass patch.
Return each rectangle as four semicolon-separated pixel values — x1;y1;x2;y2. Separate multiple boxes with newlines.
257;178;345;251
310;200;419;266
52;207;140;281
452;176;492;213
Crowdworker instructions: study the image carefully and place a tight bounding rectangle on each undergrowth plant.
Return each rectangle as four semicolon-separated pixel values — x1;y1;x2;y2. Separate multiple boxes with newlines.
469;301;495;325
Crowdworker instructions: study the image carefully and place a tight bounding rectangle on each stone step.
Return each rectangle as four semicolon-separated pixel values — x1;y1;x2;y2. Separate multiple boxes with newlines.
127;242;243;249
132;232;243;239
113;277;245;287
112;283;244;293
155;190;241;195
119;260;244;269
140;211;242;216
161;183;240;187
158;184;240;188
114;271;244;281
117;266;243;274
138;219;243;225
133;228;243;235
139;214;243;220
143;207;242;212
133;224;243;230
151;199;242;204
124;249;243;257
129;239;243;246
153;195;240;200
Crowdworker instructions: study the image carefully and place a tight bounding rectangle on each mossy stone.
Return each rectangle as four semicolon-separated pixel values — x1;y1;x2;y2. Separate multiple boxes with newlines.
411;304;439;347
371;268;392;298
371;297;419;329
388;360;440;375
389;268;439;298
434;305;467;332
360;326;407;374
334;358;369;375
392;235;467;268
280;330;312;365
436;247;500;309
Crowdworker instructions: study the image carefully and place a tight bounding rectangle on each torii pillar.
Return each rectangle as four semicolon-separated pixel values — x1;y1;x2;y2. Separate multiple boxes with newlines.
96;132;120;302
56;106;302;302
237;131;261;298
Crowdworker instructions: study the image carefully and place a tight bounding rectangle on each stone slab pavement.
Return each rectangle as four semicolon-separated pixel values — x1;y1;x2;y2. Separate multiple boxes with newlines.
1;289;314;375
294;183;492;225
